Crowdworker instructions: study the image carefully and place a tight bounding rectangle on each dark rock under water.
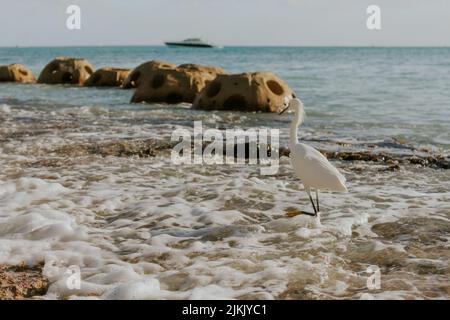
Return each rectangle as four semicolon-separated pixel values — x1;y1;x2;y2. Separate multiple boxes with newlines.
45;138;449;170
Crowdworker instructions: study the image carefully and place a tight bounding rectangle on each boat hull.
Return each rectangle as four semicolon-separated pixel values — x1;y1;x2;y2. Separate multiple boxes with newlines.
164;42;215;48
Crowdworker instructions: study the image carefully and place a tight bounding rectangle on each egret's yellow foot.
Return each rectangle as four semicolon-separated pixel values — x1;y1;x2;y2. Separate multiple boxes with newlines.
285;210;302;218
285;210;317;217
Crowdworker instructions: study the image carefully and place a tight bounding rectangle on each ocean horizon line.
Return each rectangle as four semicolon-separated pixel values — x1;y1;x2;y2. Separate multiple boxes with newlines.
1;44;450;49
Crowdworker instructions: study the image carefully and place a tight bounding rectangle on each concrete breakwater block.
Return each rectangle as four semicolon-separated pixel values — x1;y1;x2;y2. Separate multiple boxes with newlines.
0;64;36;83
85;67;131;87
130;62;226;104
193;72;296;112
37;57;95;85
122;60;176;89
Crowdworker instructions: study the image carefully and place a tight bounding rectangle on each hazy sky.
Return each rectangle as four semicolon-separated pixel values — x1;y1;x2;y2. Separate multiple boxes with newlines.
1;0;449;47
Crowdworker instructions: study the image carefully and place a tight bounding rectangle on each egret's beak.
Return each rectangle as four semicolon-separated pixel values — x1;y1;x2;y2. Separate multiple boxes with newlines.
278;105;289;115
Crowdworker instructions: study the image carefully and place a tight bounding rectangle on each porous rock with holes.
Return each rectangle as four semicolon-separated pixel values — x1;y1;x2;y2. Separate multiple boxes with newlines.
130;63;226;104
122;60;177;89
37;57;95;85
193;72;296;112
0;64;36;83
85;67;131;87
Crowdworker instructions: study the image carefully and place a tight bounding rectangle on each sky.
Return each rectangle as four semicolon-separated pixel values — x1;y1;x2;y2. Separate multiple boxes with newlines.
1;0;449;47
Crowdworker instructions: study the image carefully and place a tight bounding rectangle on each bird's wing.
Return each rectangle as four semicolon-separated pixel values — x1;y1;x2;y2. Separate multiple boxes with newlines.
302;144;346;182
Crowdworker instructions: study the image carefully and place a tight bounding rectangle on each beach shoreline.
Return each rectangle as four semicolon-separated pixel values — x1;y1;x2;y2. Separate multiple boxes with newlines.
1;46;449;300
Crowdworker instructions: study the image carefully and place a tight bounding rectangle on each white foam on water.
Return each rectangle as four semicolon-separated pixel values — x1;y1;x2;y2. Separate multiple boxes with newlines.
101;278;161;300
0;105;448;300
0;104;11;113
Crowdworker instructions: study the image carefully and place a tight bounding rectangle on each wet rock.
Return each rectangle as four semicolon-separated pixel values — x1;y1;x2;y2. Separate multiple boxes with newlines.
122;60;176;89
344;241;409;270
419;155;450;169
193;72;296;112
231;142;277;160
52;139;175;158
47;136;450;170
378;163;401;172
37;57;95;85
281;147;450;170
131;63;226;104
0;264;48;299
408;156;427;166
376;137;414;150
322;151;391;163
0;64;36;83
85;67;130;87
372;218;450;246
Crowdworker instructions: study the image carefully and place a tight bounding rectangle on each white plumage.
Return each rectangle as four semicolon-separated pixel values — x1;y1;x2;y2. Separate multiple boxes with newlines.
279;98;347;215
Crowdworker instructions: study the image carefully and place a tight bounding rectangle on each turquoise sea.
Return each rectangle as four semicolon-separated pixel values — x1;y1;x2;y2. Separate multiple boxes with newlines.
1;46;449;150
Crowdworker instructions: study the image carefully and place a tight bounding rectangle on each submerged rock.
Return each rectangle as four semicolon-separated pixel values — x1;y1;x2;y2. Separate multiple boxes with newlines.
130;62;226;104
37;57;95;85
280;147;450;170
46;135;273;162
0;64;36;83
85;67;130;87
193;72;296;112
46;136;450;170
52;139;175;158
0;264;48;299
372;217;450;245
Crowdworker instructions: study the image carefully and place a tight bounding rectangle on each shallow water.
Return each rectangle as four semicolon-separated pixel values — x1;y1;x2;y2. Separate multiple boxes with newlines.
0;46;449;299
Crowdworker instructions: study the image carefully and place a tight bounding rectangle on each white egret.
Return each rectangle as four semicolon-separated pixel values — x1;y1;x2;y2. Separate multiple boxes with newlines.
279;98;348;216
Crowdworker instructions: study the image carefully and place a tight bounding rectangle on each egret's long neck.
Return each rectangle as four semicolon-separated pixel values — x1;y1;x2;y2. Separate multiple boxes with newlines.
290;109;303;146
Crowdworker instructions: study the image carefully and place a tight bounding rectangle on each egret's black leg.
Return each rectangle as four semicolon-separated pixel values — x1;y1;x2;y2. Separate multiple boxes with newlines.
316;190;320;212
308;194;318;216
